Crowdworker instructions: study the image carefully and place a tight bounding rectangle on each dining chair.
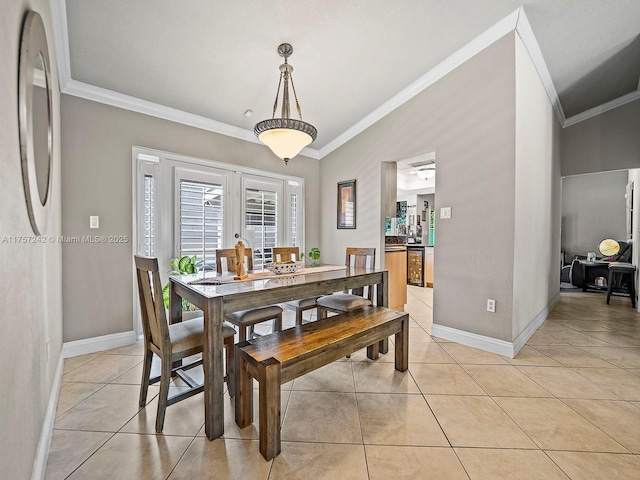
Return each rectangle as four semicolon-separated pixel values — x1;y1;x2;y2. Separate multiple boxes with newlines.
216;248;283;342
316;247;376;319
273;246;320;325
135;255;236;433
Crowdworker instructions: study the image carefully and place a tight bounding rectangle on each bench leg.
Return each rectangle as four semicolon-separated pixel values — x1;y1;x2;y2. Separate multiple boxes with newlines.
395;316;409;372
258;358;282;461
366;341;380;360
235;348;253;429
379;337;389;354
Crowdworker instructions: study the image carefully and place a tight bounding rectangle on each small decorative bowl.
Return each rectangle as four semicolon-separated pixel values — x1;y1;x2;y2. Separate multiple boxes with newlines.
265;262;301;275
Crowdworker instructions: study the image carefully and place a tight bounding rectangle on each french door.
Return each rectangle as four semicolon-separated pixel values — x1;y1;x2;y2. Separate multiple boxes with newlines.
240;176;283;269
134;148;304;274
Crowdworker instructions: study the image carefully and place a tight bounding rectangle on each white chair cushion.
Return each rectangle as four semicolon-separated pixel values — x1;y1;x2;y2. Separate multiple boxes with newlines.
168;317;235;353
225;305;283;326
316;293;371;312
284;296;320;309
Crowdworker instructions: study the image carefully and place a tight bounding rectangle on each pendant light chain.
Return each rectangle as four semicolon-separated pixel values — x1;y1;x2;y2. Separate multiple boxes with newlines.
289;75;303;121
271;72;283;119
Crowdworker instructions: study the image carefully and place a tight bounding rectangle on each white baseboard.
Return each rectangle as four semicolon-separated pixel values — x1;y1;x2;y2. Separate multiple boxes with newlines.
31;351;64;480
431;324;515;357
63;330;138;358
431;294;558;358
512;292;559;355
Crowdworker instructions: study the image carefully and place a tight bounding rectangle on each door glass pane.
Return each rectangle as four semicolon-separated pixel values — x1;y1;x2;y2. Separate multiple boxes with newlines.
143;174;155;257
179;179;223;268
245;187;277;269
290;192;298;247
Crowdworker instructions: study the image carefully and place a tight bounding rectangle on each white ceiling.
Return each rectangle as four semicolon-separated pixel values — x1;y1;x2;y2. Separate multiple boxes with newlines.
60;0;640;157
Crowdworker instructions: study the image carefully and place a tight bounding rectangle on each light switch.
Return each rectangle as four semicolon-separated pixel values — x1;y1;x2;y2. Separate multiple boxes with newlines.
440;207;452;219
90;216;99;229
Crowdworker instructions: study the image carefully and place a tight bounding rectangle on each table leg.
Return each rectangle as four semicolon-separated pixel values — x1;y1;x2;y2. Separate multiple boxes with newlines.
169;280;183;369
203;296;225;440
395;315;409;372
169;281;182;325
378;271;390;354
582;264;588;292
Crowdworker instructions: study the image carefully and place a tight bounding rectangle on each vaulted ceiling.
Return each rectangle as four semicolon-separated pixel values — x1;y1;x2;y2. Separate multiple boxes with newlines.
57;0;640;158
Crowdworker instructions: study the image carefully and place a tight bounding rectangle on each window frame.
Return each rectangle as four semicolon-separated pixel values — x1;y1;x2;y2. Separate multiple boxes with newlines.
133;145;305;271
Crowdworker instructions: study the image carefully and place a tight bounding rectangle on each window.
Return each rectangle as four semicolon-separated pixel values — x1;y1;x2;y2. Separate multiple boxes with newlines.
290;192;298;247
134;148;304;276
177;174;225;267
142;174;155;257
244;187;278;269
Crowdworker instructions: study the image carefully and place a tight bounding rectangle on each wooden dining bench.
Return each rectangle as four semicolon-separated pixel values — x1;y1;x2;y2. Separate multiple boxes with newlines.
234;305;409;460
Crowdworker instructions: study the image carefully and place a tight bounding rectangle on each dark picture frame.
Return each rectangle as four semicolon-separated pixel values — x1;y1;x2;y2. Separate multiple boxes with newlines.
337;179;356;229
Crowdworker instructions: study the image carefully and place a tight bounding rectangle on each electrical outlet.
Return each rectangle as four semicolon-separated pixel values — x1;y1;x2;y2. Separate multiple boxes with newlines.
487;299;496;313
90;216;99;229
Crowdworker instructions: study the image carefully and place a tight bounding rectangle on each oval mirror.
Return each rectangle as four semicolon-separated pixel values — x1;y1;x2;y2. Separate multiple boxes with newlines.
19;10;53;235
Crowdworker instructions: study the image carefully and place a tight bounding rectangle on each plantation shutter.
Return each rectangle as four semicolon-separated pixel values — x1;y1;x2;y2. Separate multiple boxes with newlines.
290;192;298;247
244;187;278;269
179;179;224;267
143;174;156;257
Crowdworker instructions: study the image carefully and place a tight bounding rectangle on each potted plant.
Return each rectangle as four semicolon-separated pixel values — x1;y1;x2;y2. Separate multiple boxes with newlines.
300;247;321;267
162;255;200;315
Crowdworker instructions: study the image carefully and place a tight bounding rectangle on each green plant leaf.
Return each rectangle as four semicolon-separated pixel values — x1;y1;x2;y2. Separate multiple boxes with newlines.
178;256;191;272
162;283;170;310
171;257;180;271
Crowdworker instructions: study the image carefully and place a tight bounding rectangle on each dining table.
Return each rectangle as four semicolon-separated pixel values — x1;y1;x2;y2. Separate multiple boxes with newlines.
169;264;389;440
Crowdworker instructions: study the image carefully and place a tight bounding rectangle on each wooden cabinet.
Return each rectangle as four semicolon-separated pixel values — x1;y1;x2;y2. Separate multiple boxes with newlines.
385;250;407;311
425;246;434;287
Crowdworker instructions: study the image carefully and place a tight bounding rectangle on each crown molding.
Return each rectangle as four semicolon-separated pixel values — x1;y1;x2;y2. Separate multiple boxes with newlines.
49;0;72;88
318;8;521;158
515;8;566;125
49;1;635;160
48;1;320;160
563;90;640;127
63;78;320;160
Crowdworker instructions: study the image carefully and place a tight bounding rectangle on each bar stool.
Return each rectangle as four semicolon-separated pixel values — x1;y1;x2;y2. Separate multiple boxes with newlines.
606;262;636;308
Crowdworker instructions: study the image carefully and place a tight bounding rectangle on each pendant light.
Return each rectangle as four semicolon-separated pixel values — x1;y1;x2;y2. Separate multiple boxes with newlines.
254;43;317;165
416;167;436;179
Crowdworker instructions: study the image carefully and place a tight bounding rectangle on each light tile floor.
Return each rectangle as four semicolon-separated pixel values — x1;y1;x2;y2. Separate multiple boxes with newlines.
45;288;640;479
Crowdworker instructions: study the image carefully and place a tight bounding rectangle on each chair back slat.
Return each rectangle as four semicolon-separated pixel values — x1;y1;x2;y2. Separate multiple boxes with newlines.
273;247;300;263
345;247;376;300
135;256;170;353
216;248;254;274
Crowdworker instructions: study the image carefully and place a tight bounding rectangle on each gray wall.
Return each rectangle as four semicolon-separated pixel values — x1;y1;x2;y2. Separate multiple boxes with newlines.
561;170;628;255
512;36;562;341
0;1;63;478
320;33;521;341
61;95;320;341
562;99;640;177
